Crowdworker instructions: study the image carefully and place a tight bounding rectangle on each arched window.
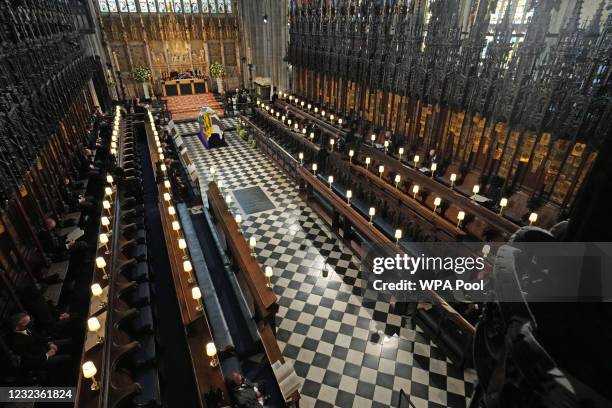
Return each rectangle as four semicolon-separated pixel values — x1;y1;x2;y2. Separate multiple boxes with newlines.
98;0;109;12
107;0;118;12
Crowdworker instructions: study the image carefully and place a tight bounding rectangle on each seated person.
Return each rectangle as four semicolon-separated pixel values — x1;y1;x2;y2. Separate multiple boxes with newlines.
7;313;73;386
38;218;89;261
17;284;81;339
228;371;269;408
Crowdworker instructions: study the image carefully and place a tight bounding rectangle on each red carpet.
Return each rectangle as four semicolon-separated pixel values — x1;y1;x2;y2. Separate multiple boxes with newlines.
163;94;224;121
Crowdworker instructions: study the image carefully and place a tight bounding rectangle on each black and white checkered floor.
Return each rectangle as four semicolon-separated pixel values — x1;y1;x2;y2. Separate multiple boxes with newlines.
174;120;200;135
179;118;477;407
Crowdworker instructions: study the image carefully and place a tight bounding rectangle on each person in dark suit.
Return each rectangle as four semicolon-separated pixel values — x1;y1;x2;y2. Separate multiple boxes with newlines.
7;313;73;385
228;371;269;408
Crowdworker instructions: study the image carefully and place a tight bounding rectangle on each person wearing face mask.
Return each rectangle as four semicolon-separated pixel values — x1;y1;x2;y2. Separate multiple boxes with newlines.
6;313;73;384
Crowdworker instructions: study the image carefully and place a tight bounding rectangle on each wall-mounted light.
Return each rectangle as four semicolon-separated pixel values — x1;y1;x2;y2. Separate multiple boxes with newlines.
263;14;268;23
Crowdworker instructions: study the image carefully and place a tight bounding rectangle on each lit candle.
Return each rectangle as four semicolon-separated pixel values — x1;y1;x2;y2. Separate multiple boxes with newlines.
412;185;419;199
394;229;402;244
398;147;404;160
369;207;376;224
298;152;304;165
378;165;385;178
413;155;420;167
394;174;401;189
346;190;352;205
450;173;457;188
365;157;371;170
349;149;354;163
430;163;437;178
528;212;538;226
312;163;317;175
328;175;334;189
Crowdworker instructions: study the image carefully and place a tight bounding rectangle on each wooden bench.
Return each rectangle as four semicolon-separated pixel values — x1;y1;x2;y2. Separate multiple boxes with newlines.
144;118;230;407
206;182;300;405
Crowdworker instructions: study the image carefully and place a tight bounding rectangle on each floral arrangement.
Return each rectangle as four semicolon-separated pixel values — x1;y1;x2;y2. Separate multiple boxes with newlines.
209;62;225;79
132;66;152;83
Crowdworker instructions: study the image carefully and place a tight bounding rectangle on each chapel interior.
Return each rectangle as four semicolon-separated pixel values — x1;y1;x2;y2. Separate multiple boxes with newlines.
1;0;611;407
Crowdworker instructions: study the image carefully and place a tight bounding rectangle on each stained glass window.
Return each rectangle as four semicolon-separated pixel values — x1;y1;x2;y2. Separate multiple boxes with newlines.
225;0;231;13
157;0;166;12
118;0;128;12
98;0;109;12
138;0;147;11
173;0;182;12
183;0;191;12
147;0;156;11
218;0;225;13
209;0;216;13
190;0;198;12
127;0;137;12
202;0;209;12
107;0;118;12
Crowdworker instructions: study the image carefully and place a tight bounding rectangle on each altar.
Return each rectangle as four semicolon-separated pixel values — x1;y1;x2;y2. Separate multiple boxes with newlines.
162;78;209;96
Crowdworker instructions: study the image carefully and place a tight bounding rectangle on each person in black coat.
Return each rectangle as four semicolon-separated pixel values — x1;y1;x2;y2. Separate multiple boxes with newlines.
228;372;269;408
7;313;73;385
